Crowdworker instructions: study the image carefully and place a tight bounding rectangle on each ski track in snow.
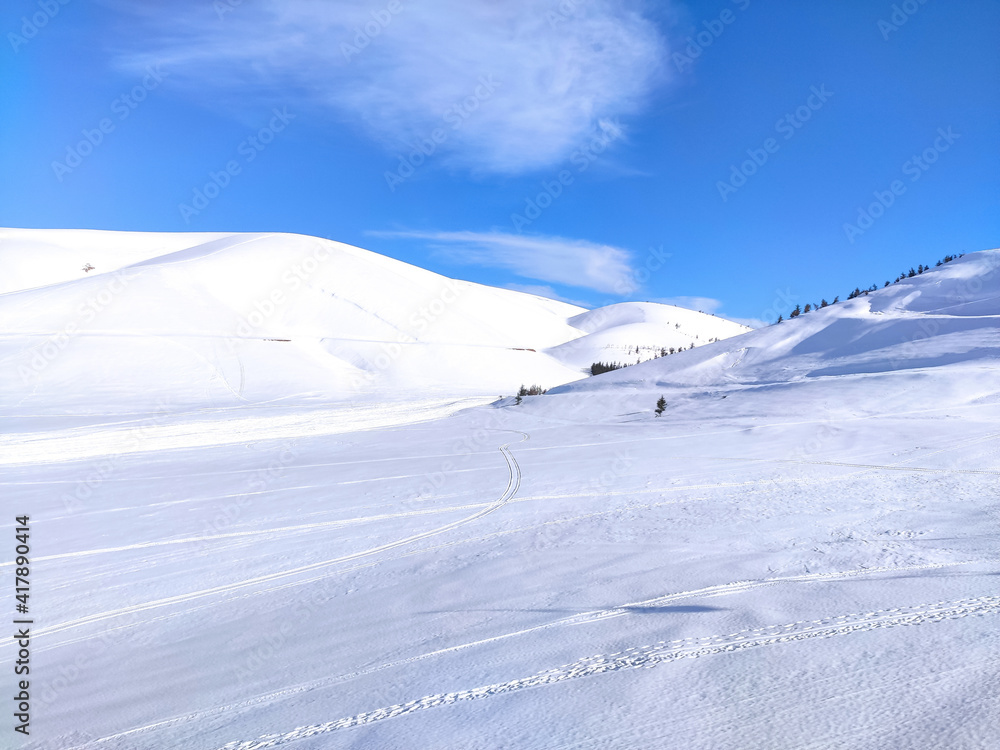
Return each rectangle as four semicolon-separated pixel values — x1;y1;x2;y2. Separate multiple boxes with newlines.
205;594;1000;750
21;424;996;655
21;433;526;644
17;469;912;660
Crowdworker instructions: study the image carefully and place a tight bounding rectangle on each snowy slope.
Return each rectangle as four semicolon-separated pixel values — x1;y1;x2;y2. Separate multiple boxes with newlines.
547;302;749;371
553;249;1000;395
0;229;747;414
0;227;232;295
3;244;1000;750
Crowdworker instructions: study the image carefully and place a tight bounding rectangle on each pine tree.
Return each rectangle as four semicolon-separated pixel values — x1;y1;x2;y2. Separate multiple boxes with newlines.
820;299;828;308
655;396;666;416
790;304;801;318
803;303;812;313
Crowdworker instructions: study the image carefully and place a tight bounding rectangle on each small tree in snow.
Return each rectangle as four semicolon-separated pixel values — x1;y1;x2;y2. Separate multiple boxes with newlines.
655;396;666;416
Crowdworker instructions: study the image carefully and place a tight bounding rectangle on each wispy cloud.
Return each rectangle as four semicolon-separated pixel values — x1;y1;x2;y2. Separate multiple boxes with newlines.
105;0;668;173
370;230;635;294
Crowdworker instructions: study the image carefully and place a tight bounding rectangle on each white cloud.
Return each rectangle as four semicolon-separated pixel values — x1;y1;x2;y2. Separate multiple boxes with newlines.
370;230;635;294
107;0;668;173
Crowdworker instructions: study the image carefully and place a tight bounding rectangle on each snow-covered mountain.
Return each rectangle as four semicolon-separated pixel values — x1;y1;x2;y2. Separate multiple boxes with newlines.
0;228;749;414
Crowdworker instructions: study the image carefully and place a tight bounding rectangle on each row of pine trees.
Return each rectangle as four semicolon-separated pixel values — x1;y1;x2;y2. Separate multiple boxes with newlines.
775;254;963;323
589;344;700;377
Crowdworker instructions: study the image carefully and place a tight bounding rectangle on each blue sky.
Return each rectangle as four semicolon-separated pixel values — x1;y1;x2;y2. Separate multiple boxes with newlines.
2;0;998;325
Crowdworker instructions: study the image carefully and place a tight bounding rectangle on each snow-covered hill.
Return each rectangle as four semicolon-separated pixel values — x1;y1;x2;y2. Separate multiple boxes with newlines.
552;249;1000;396
0;228;749;414
547;302;746;372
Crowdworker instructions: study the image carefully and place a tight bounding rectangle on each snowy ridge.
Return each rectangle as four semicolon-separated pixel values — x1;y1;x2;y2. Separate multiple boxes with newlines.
0;229;748;414
553;248;1000;393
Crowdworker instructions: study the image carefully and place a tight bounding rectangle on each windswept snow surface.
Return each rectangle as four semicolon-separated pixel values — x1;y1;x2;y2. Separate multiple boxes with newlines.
2;241;999;749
